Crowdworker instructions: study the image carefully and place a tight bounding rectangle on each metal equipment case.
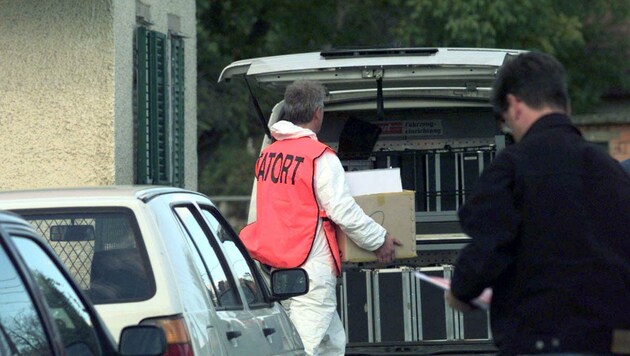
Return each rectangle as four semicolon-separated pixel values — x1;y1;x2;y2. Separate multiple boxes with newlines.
374;146;496;214
338;270;374;343
372;268;418;342
416;266;492;341
338;266;492;344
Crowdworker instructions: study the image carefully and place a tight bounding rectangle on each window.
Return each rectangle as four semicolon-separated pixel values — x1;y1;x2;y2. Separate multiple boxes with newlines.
13;236;103;355
173;206;241;309
18;209;155;304
0;245;51;355
135;26;186;187
200;207;267;307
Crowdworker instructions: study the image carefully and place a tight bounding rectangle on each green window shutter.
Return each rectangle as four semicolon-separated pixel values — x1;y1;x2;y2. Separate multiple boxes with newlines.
171;36;185;188
135;27;184;187
135;27;169;185
136;27;150;184
149;31;169;185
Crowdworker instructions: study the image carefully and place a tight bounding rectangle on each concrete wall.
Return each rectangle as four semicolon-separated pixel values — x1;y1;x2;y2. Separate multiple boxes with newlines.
0;0;116;189
0;0;197;190
113;0;135;186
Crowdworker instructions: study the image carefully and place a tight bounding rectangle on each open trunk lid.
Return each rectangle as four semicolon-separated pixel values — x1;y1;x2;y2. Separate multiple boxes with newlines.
219;47;523;97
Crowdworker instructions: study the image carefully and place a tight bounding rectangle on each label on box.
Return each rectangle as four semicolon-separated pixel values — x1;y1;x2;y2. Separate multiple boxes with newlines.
344;168;403;196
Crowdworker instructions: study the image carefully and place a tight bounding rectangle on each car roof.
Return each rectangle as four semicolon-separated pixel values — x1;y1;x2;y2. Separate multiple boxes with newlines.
0;210;32;224
0;186;206;205
0;210;38;233
219;47;525;97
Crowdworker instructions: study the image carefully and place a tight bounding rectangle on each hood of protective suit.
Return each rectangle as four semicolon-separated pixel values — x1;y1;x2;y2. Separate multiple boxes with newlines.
270;120;317;141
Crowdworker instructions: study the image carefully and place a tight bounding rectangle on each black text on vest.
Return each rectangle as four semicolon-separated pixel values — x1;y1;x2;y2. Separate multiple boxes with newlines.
256;152;304;185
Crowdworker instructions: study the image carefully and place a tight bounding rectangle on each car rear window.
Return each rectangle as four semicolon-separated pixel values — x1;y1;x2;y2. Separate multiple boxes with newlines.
15;208;155;304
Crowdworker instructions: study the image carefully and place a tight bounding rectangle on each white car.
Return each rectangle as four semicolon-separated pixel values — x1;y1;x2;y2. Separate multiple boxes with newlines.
0;187;307;356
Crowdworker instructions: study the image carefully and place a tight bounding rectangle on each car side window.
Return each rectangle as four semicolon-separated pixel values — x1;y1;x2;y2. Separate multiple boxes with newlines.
0;244;52;355
175;222;220;307
200;207;267;307
173;206;242;309
13;236;102;356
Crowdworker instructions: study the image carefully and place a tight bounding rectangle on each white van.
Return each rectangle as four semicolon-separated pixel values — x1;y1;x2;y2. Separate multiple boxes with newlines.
0;186;306;356
219;47;524;223
220;48;524;353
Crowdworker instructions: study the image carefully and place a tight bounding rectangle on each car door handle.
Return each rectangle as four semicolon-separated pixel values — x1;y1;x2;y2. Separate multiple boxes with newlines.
226;330;242;340
262;327;276;337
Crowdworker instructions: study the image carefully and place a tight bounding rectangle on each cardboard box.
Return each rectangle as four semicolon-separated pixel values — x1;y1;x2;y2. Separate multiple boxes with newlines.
337;191;417;262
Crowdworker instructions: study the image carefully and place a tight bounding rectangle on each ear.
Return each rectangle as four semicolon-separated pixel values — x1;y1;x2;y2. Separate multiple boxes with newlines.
506;94;522;120
312;106;323;121
505;94;519;107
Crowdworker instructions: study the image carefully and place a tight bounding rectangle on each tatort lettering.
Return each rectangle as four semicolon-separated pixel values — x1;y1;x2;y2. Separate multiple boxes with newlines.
256;151;304;185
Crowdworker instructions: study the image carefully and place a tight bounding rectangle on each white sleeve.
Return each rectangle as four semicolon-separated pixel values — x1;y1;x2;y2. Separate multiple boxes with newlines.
314;151;386;251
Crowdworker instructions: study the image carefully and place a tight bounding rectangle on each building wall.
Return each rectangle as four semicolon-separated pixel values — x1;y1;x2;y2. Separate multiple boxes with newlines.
113;1;135;186
0;0;116;189
612;126;630;161
574;100;630;162
580;124;630;162
0;0;197;190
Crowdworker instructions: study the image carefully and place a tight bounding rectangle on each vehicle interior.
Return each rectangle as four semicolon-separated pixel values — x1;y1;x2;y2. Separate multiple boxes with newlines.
265;91;506;237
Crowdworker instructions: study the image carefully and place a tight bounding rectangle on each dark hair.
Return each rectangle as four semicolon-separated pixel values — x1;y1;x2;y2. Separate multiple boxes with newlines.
283;80;326;124
491;51;569;116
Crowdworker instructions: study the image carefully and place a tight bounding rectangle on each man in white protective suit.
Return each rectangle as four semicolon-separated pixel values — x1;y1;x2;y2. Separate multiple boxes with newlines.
240;80;401;355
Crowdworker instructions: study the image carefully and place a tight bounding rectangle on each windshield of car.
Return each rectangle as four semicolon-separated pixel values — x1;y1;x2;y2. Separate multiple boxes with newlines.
0;243;52;355
13;236;102;355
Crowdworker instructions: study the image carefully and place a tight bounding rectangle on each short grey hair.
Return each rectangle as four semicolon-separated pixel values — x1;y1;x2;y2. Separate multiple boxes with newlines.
283;80;326;124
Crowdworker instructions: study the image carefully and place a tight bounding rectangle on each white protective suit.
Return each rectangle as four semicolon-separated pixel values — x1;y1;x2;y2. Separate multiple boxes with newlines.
270;120;386;356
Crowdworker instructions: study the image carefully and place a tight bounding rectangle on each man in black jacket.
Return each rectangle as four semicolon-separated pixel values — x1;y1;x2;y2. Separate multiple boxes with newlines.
446;51;630;355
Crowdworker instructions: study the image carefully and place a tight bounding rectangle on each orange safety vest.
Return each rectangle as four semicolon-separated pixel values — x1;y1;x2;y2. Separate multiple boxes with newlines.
240;136;342;276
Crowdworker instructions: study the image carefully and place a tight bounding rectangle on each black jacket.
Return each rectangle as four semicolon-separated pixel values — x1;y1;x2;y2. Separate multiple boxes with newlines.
451;114;630;355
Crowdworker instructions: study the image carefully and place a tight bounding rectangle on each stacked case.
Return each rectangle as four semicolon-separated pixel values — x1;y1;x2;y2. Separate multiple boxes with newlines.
373;145;496;212
337;266;492;344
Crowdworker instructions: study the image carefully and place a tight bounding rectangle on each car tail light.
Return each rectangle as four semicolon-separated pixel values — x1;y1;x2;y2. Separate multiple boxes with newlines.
142;315;194;356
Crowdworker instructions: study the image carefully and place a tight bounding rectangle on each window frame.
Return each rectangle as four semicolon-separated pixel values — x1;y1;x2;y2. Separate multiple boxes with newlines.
0;230;57;354
12;235;103;355
0;223;116;355
171;204;245;311
198;204;274;309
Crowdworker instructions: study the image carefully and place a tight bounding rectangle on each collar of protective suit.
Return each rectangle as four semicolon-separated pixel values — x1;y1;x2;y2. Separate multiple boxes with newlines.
270;120;318;141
